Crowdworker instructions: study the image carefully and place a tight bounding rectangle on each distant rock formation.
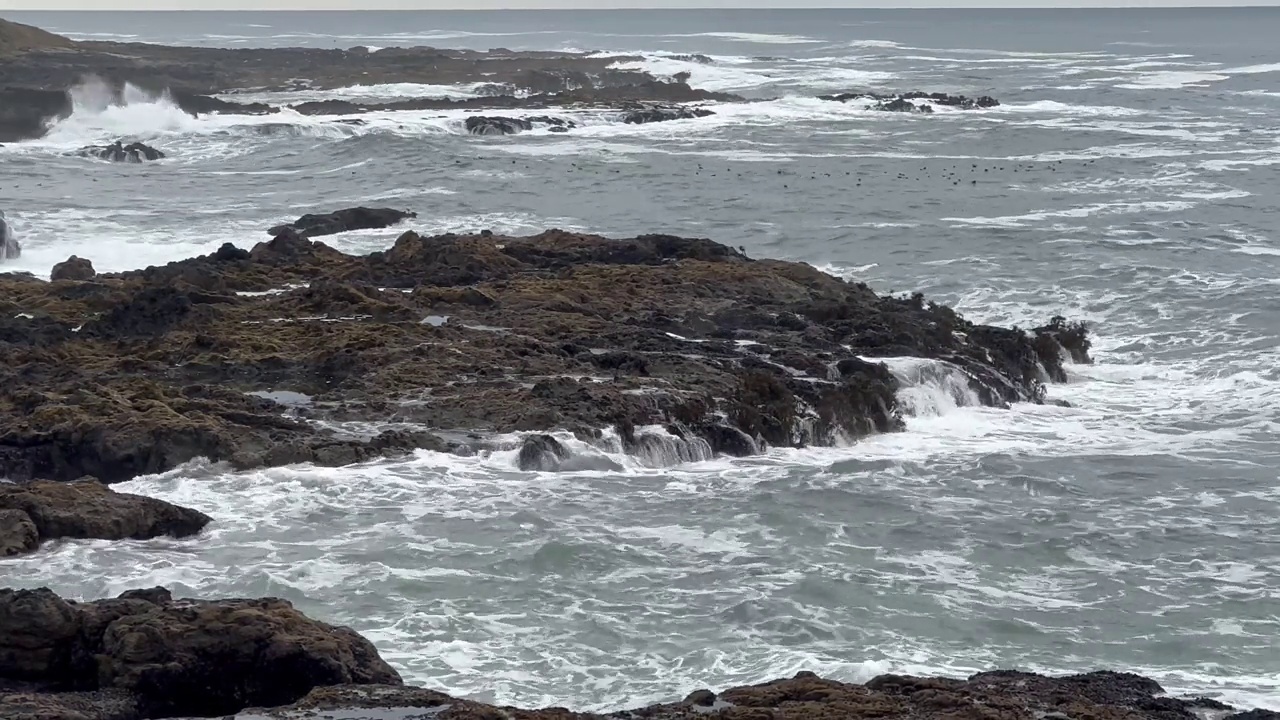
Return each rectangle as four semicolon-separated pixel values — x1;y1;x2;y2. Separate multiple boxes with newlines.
819;90;1001;113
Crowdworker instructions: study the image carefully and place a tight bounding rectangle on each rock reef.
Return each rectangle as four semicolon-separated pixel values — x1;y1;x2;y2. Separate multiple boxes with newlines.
76;141;166;163
0;480;210;557
0;18;737;142
819;91;1001;113
267;207;416;239
1;224;1087;484
1;586;1275;720
0;586;398;719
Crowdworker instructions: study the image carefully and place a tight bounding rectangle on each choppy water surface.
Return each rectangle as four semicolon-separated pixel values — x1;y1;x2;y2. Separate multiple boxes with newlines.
2;7;1279;712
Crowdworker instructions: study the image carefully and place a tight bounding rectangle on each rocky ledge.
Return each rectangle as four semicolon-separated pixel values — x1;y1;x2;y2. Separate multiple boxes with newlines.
819;91;1001;113
0;18;737;142
0;220;1089;484
0;480;210;557
1;586;1274;720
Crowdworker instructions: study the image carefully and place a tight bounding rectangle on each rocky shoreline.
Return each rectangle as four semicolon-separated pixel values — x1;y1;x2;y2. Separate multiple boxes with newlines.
1;586;1275;720
0;18;1004;143
0;208;1089;485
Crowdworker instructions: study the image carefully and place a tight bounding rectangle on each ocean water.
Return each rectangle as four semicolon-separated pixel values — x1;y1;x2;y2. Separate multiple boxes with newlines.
2;7;1280;713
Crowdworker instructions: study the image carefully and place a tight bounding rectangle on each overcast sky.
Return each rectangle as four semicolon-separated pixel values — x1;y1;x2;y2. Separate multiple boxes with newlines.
4;0;1278;10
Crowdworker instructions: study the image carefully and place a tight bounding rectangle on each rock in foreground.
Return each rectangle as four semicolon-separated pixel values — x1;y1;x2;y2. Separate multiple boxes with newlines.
267;207;417;238
1;588;1273;720
0;480;211;556
0;229;1087;484
0;586;400;719
240;672;1276;720
50;255;96;281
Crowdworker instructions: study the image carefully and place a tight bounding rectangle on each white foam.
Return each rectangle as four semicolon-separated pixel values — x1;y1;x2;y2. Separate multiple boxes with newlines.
943;201;1197;229
673;31;821;45
37;78;199;148
877;357;983;419
223;81;494;105
1117;71;1229;90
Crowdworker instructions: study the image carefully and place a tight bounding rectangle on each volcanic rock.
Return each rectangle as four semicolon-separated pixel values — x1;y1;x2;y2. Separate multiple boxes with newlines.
1034;315;1093;381
77;141;165;163
268;207;417;238
465;115;533;135
0;586;400;718
1;18;747;141
0;480;211;556
0;229;1086;484
50;256;96;282
1;585;1272;720
621;103;715;124
516;434;570;471
466;114;576;135
819;90;1001;112
0;508;39;556
222;668;1272;720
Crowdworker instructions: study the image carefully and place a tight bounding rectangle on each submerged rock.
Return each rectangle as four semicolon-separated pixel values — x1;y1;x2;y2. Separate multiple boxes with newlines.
464;115;576;135
516;433;570;471
268;207;416;238
0;479;211;556
77;140;165;162
108;664;1277;720
621;103;715;124
465;115;532;135
0;508;38;556
50;255;95;281
819;90;1000;112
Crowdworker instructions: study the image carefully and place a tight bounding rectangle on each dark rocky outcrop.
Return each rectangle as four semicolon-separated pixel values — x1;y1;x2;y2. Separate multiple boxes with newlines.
77;141;165;163
63;665;1271;720
0;210;17;260
0;19;742;142
464;115;576;135
0;587;1272;720
621;103;715;125
50;256;96;282
1034;315;1093;381
267;207;416;239
516;434;570;471
0;480;211;556
0;586;400;718
0;508;39;556
819;90;1000;113
0;229;1086;484
286;82;737;119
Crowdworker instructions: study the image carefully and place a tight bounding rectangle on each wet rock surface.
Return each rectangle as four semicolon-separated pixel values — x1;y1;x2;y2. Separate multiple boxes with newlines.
0;586;399;719
0;19;738;142
621;103;716;125
0;480;211;556
196;669;1278;720
76;141;166;163
819;90;1001;112
1;587;1272;720
268;207;417;239
51;256;97;282
0;227;1086;484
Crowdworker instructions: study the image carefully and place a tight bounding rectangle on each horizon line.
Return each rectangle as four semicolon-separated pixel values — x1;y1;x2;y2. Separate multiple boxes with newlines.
5;2;1280;10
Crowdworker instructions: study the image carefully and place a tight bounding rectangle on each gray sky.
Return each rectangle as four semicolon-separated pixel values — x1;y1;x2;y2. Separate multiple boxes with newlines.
3;0;1278;9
